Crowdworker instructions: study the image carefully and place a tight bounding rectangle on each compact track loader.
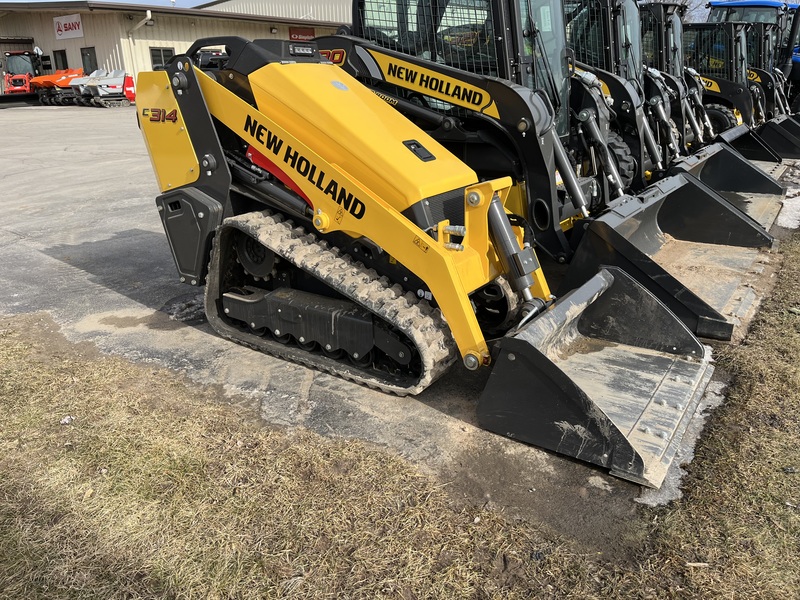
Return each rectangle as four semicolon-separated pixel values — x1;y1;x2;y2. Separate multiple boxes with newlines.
684;21;800;159
30;68;84;105
316;0;775;341
564;0;786;227
70;69;108;105
86;70;135;107
138;36;716;487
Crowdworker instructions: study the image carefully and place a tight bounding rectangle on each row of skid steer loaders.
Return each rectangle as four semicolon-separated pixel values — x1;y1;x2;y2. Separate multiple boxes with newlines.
136;0;790;489
562;0;789;223
640;0;800;243
695;0;800;158
683;20;800;161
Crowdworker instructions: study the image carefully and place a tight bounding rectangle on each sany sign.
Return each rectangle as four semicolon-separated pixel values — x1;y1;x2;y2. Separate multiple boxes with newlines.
54;14;84;40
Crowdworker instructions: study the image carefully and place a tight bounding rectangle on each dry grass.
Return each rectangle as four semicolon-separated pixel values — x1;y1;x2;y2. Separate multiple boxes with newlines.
1;234;800;599
0;319;595;599
644;233;800;599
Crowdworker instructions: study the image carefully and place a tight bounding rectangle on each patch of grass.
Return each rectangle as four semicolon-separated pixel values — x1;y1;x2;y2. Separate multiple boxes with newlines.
0;319;596;599
643;234;800;598
603;234;800;599
2;234;800;599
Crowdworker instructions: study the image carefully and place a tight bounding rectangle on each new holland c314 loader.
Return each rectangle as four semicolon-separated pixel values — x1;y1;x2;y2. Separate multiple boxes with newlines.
138;36;715;487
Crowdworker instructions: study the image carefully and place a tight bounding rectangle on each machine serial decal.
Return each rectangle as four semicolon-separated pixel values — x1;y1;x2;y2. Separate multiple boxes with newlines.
142;107;178;123
372;89;399;106
244;115;366;219
367;50;500;118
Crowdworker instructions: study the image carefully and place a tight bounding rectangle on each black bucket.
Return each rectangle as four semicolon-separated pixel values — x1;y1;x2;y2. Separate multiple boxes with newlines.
716;124;782;163
670;142;783;195
478;267;714;488
756;114;800;159
559;173;774;340
668;142;786;230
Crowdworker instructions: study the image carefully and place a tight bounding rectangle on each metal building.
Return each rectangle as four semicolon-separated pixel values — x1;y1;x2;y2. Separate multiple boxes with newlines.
0;1;342;91
196;1;352;25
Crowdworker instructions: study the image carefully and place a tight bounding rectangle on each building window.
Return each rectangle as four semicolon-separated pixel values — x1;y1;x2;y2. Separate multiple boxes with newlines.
53;49;67;70
150;47;175;70
80;47;98;73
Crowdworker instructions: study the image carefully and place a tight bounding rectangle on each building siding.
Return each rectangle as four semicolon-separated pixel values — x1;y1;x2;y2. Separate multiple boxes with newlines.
0;9;337;82
199;1;352;25
0;12;127;73
120;13;335;75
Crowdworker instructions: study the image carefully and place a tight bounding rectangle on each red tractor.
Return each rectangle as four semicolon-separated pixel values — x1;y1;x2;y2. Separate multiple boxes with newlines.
2;51;42;94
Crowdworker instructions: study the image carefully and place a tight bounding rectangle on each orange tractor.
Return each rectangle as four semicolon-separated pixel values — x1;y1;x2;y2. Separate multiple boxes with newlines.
2;50;41;95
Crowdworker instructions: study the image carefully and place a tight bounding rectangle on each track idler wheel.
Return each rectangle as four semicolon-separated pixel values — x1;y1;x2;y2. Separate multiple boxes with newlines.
349;350;374;368
236;230;275;278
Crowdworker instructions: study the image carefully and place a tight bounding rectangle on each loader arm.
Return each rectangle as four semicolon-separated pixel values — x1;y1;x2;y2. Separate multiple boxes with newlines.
315;34;592;263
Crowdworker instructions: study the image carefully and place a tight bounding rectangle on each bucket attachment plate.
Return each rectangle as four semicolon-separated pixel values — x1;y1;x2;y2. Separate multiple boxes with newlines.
478;267;713;488
756;115;800;159
716;124;782;163
559;173;773;340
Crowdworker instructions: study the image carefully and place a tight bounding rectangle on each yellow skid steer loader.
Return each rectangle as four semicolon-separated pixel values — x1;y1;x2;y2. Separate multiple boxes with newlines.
138;37;713;487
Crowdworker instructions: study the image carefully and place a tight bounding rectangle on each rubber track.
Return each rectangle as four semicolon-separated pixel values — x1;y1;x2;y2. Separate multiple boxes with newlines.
205;210;458;396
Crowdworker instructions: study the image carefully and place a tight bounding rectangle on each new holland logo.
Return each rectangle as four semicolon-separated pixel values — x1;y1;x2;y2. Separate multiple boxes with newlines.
700;77;721;93
243;114;366;220
367;49;500;118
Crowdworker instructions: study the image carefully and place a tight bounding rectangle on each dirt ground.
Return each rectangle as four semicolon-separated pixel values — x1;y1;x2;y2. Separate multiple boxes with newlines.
1;233;799;598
